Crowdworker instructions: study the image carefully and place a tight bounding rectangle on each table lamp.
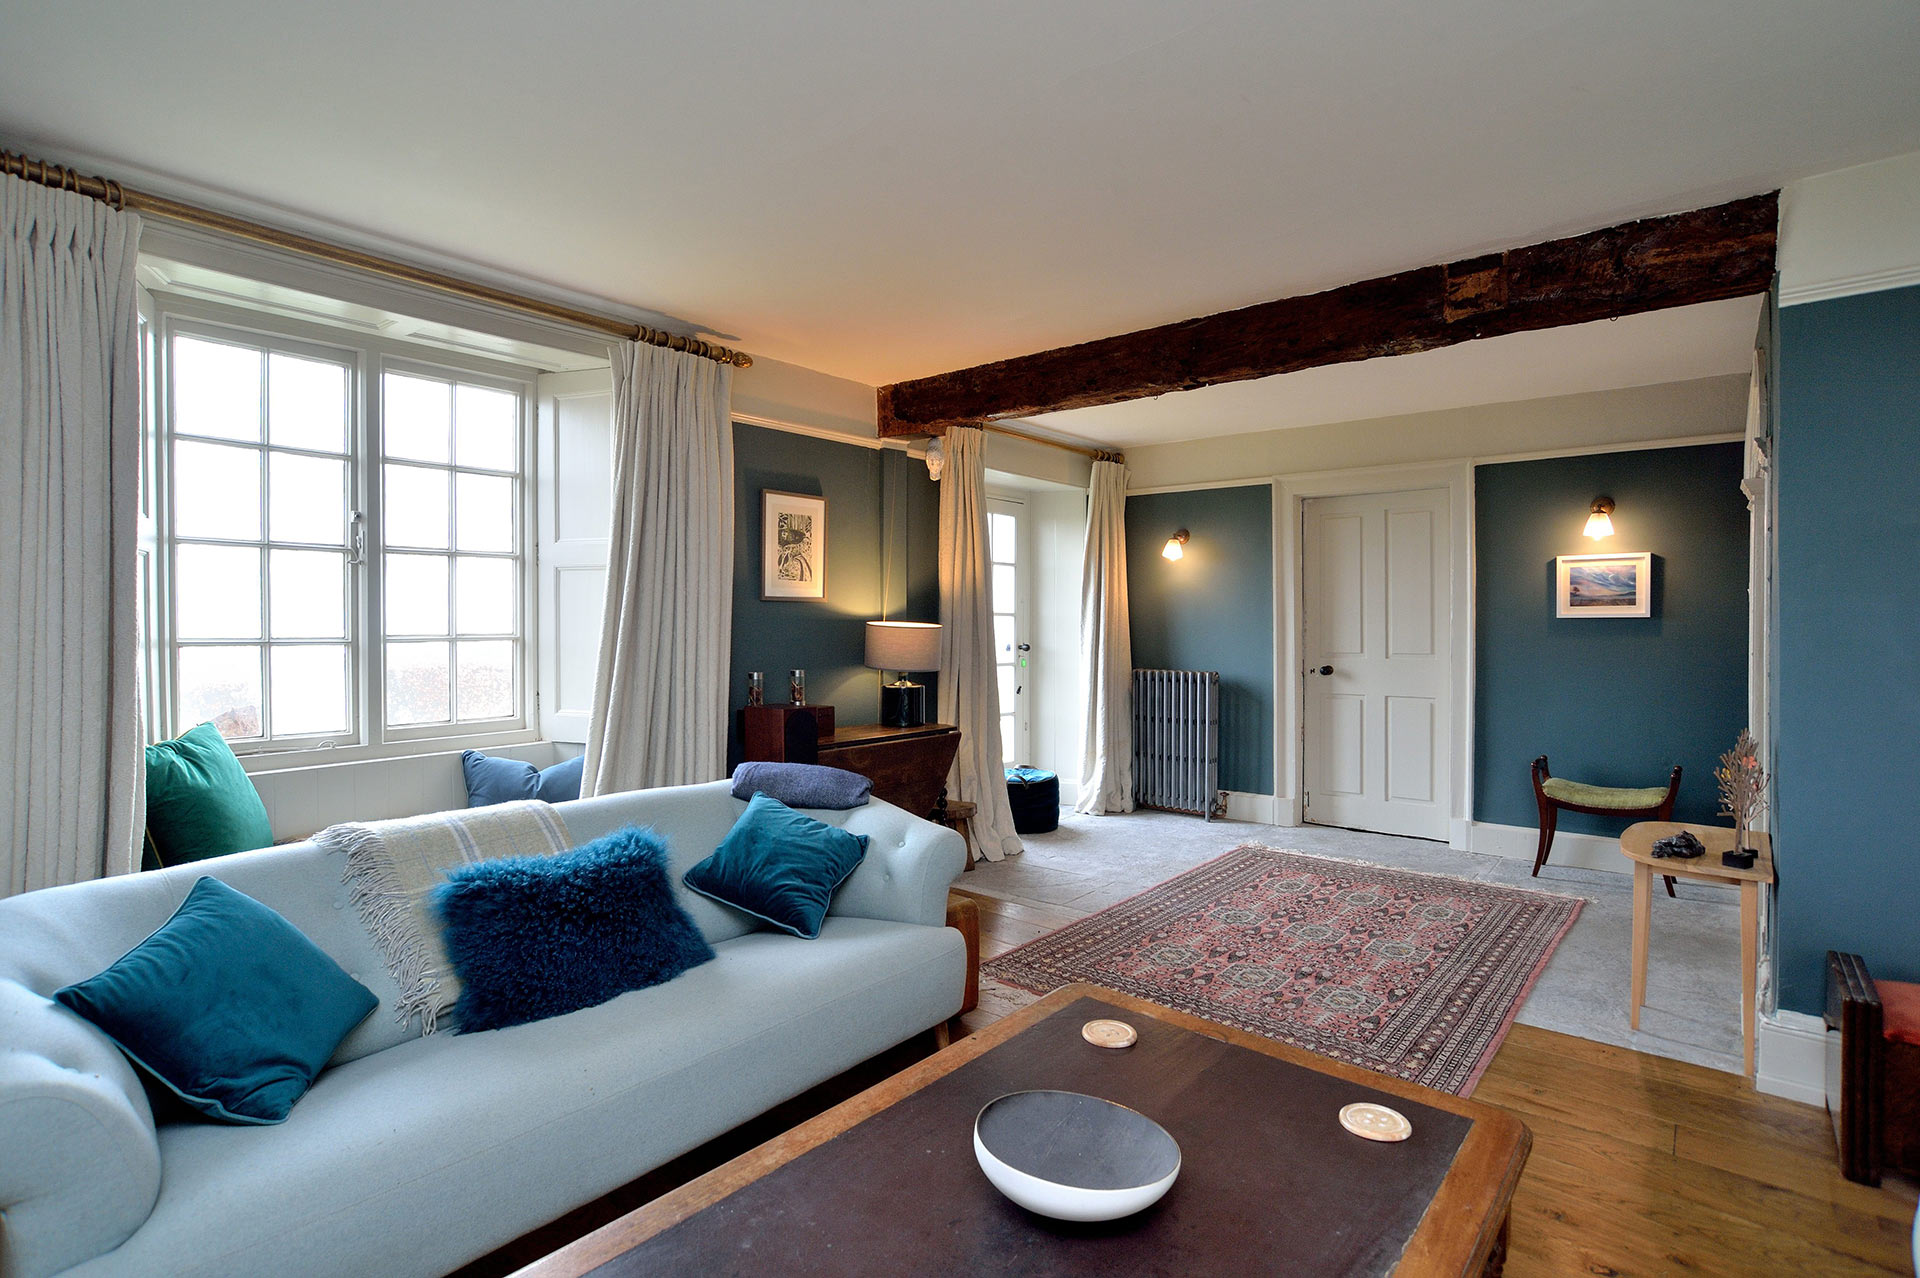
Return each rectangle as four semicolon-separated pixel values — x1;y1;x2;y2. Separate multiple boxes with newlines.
865;621;942;727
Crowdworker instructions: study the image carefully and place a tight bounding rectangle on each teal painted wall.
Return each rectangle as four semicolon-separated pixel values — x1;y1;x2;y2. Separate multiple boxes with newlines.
1775;283;1920;1014
1125;485;1274;794
1473;444;1750;838
729;424;938;762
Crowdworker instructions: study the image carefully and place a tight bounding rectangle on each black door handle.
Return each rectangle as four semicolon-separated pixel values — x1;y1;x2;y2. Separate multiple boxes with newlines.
1017;643;1031;651
1314;665;1334;676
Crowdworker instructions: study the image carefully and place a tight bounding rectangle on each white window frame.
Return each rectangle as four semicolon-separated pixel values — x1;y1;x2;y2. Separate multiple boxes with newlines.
148;293;541;768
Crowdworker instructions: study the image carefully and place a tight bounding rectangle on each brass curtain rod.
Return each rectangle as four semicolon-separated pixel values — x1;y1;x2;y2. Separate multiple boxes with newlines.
2;149;752;368
973;421;1123;464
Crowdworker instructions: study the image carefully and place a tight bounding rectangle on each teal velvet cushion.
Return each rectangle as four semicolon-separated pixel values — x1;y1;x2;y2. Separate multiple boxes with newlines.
54;876;377;1124
683;792;869;939
144;723;274;869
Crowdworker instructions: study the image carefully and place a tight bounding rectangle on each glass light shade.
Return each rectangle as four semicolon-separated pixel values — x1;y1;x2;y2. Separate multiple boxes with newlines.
1162;530;1189;561
865;621;941;673
1582;510;1615;538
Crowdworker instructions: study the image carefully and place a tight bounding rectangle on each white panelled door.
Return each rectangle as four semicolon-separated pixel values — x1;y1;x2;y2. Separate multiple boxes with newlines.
1302;488;1451;841
534;369;612;744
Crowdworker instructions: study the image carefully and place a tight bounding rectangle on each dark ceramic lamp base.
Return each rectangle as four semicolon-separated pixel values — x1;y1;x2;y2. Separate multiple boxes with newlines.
880;681;926;728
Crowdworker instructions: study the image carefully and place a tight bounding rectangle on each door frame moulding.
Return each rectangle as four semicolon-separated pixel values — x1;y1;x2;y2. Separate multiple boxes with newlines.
1273;460;1475;846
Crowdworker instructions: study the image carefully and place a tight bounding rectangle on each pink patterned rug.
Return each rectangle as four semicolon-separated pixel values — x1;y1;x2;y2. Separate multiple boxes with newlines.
982;845;1584;1095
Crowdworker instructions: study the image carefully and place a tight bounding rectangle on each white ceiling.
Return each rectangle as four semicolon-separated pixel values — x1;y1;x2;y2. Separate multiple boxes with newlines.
1026;295;1763;447
4;2;1917;393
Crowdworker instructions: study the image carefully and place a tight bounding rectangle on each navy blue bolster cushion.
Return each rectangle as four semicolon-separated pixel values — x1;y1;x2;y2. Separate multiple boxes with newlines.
54;876;377;1124
462;750;585;807
683;792;869;939
433;826;715;1034
729;762;872;810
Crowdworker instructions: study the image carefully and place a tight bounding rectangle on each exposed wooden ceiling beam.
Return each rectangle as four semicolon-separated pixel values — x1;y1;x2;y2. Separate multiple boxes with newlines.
878;192;1778;436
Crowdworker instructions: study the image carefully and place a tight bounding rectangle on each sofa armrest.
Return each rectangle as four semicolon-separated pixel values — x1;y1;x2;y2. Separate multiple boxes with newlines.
0;981;161;1278
830;803;966;929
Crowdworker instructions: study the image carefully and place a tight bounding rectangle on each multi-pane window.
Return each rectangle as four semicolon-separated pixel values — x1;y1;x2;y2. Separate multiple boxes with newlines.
169;333;355;744
379;369;520;729
156;312;530;756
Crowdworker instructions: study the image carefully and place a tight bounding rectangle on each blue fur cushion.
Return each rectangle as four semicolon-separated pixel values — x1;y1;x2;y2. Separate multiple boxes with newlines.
432;826;714;1033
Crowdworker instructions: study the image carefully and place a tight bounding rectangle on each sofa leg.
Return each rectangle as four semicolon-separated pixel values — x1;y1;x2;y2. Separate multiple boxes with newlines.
933;1021;952;1051
946;892;981;1014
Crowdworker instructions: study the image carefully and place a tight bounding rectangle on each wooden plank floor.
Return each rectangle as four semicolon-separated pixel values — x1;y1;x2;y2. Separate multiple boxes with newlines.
955;884;1920;1277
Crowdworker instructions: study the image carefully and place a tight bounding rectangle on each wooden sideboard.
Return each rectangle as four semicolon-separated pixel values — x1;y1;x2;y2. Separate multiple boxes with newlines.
816;723;960;820
740;708;960;820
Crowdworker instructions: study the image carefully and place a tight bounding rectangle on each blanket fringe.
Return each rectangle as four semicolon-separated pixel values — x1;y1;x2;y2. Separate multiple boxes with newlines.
324;821;447;1034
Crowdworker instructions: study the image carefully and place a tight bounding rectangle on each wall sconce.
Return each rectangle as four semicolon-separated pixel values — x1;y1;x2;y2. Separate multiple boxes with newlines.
1162;529;1190;561
1583;497;1616;540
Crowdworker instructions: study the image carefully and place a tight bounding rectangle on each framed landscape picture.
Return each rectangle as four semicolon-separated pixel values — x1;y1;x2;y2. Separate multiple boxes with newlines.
762;490;826;600
1556;552;1652;618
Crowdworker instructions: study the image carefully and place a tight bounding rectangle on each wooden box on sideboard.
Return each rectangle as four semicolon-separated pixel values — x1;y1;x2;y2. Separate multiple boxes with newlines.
741;704;835;764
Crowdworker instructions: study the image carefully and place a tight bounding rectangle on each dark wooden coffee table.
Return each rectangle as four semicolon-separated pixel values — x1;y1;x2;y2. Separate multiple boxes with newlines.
518;984;1530;1277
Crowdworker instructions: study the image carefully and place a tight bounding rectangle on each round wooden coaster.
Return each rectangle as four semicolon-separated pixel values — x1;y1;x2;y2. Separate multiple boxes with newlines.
1339;1102;1412;1142
1081;1019;1138;1049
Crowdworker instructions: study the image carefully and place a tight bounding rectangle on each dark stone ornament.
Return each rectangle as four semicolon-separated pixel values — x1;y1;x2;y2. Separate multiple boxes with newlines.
1650;831;1707;859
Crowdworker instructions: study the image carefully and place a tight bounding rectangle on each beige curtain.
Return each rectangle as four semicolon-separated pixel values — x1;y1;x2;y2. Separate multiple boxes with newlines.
936;427;1022;862
582;341;734;795
1;175;145;896
1076;458;1134;814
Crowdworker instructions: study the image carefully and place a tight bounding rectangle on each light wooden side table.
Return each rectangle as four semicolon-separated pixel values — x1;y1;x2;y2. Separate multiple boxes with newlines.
1620;821;1775;1077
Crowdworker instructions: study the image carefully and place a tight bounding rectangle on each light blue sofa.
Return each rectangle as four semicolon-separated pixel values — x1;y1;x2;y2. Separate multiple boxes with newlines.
0;781;967;1278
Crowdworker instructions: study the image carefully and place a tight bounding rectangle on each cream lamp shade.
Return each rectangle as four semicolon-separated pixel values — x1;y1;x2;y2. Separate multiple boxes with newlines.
865;621;942;672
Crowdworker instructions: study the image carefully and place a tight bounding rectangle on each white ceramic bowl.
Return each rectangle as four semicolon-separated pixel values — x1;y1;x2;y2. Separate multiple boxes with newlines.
972;1090;1181;1222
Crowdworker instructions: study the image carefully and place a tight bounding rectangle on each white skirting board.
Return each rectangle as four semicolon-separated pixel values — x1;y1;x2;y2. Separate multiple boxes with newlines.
1221;791;1279;823
1052;781;1277;824
1468;821;1629;875
1756;1009;1829;1107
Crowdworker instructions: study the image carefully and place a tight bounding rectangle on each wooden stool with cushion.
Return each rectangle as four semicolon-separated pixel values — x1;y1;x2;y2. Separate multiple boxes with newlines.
1532;755;1682;896
1826;951;1920;1184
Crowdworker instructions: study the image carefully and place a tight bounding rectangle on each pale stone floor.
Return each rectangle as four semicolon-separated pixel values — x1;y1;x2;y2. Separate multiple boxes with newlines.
964;807;1746;1075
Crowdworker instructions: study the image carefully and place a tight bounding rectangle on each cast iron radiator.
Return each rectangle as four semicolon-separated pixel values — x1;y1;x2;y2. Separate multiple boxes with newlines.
1131;669;1223;820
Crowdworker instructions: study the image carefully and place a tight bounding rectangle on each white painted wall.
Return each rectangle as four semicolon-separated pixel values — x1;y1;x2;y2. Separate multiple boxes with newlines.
1779;148;1920;307
733;354;879;440
985;429;1094;489
248;740;570;841
1119;374;1749;492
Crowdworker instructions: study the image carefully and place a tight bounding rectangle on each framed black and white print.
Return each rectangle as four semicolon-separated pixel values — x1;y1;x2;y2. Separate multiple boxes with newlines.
762;490;826;600
1555;552;1652;618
